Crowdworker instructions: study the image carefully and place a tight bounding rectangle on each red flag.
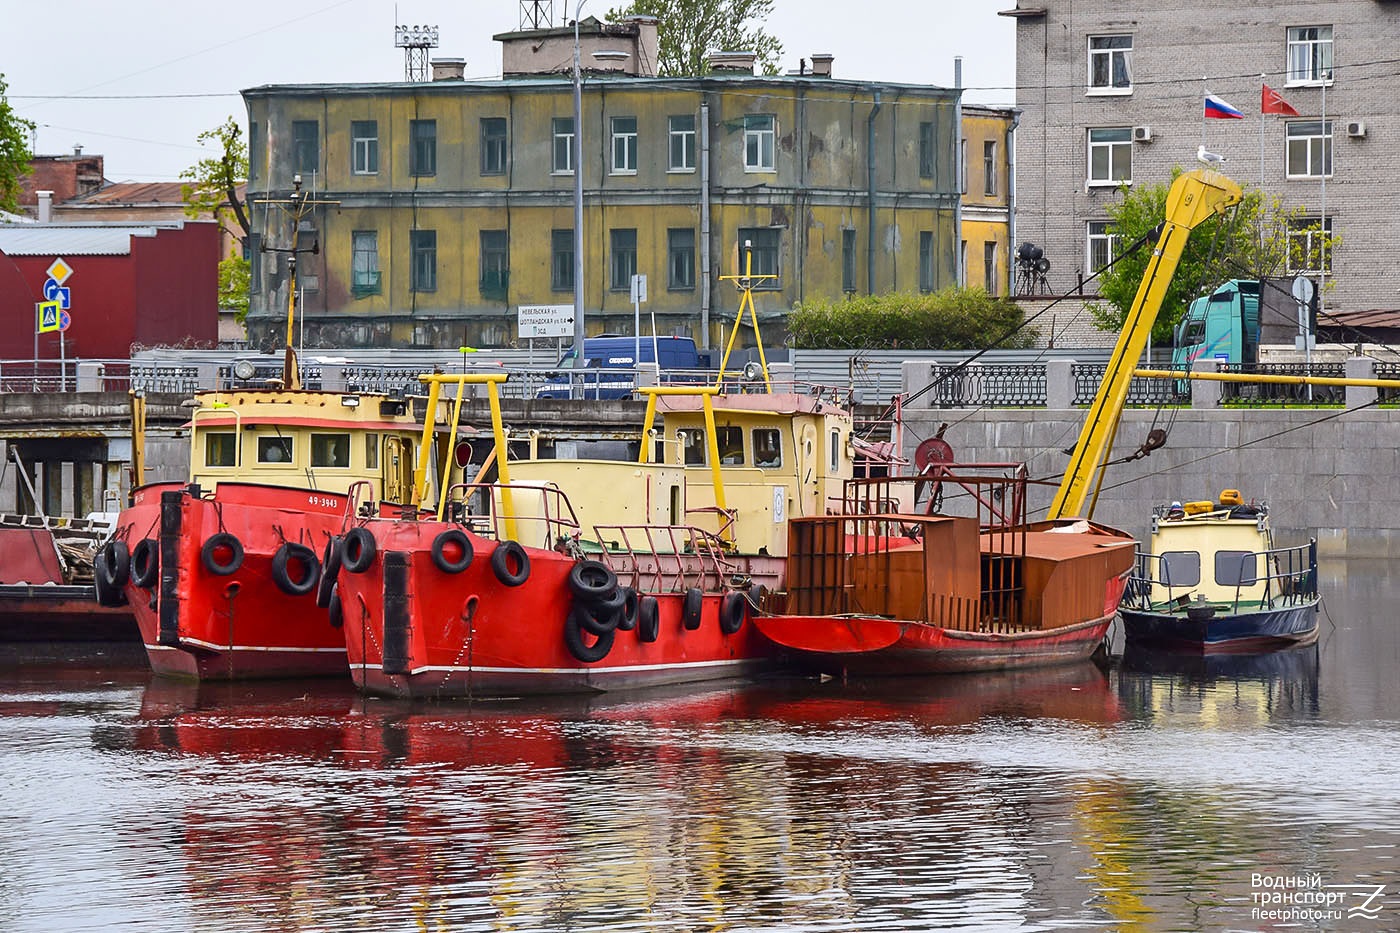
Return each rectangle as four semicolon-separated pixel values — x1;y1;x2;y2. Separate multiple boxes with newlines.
1262;84;1300;116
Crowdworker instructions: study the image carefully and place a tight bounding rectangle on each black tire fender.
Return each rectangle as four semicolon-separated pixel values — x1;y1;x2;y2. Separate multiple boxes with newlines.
201;532;244;577
342;526;377;574
328;584;344;629
720;591;748;635
431;529;474;574
567;559;616;600
618;587;640;631
564;603;614;663
315;535;342;608
637;596;660;642
681;587;703;631
579;592;624;636
271;542;320;597
94;547;128;607
490;541;530;587
129;538;159;589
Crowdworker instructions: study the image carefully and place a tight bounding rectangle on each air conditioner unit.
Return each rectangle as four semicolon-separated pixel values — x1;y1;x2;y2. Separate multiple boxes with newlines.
1346;120;1367;138
1132;125;1153;143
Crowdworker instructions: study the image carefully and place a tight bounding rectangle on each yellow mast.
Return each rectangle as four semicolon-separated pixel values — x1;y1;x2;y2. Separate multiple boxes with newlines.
1048;168;1243;521
715;240;777;391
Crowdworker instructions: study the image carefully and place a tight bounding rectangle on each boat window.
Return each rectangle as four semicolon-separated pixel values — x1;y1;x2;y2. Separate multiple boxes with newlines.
204;432;236;467
311;433;351;468
365;433;379;470
1215;550;1259;586
829;429;841;472
1159;550;1200;587
752;428;782;468
679;429;706;466
717;426;744;465
257;436;294;464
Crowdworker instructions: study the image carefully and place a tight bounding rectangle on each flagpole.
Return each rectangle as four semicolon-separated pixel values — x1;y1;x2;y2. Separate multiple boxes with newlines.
1258;74;1265;188
1201;77;1207;148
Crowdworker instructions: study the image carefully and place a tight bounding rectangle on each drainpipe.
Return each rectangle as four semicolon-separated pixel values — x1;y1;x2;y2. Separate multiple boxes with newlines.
1006;109;1021;296
954;56;963;288
700;100;712;350
866;91;882;294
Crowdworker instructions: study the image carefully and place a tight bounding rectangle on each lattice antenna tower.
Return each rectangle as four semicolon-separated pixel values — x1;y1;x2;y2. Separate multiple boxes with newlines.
520;0;554;29
395;24;440;82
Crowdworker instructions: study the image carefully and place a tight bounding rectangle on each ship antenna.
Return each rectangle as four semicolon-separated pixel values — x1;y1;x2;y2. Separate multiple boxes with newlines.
714;239;778;391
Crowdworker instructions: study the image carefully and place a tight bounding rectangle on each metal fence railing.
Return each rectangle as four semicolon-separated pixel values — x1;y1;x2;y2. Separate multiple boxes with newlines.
1071;363;1189;407
1217;362;1346;406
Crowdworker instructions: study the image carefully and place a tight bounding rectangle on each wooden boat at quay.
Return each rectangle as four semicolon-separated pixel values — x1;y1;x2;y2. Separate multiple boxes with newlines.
749;167;1247;677
1118;491;1319;652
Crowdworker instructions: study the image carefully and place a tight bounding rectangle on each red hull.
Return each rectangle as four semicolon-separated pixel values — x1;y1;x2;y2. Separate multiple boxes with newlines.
335;519;775;698
753;612;1116;675
117;482;351;681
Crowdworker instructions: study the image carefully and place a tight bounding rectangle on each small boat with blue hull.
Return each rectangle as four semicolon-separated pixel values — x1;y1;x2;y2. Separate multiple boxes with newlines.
1119;490;1319;652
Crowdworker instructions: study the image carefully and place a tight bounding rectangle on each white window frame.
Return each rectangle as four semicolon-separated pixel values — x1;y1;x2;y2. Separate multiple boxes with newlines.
1087;127;1133;186
350;121;377;175
1286;25;1334;86
552;117;574;175
351;230;380;291
610;116;637;175
668;115;696;172
1286;216;1332;276
1087;34;1133;94
1086;220;1120;273
744;114;775;172
1286;120;1332;179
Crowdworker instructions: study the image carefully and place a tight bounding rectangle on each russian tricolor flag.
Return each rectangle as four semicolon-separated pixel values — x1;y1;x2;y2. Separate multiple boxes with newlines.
1204;92;1245;120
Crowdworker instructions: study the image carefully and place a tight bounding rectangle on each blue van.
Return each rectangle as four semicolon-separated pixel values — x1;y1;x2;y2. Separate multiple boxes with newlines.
535;335;702;399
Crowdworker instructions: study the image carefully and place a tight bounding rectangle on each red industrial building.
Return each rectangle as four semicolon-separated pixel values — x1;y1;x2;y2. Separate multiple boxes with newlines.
0;221;220;362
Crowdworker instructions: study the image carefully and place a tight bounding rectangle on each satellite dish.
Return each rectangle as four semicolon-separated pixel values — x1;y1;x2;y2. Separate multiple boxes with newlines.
232;360;256;380
742;361;763;381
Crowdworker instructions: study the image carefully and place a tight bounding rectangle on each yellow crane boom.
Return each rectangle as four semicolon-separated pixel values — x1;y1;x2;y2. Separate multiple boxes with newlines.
1047;168;1244;521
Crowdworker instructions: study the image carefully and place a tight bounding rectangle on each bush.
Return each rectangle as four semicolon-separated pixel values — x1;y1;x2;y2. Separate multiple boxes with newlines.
786;288;1038;350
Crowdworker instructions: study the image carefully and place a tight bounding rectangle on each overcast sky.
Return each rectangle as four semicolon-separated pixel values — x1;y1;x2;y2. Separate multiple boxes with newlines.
5;0;1016;183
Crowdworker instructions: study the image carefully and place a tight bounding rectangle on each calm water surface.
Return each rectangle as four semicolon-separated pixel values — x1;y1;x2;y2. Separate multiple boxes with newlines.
1;559;1398;932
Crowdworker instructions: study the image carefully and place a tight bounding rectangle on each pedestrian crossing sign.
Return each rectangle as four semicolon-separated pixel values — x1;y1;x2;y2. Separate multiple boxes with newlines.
37;300;61;334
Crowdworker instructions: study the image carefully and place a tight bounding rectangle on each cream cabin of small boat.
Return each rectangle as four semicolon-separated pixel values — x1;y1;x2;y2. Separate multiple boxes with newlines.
1144;506;1274;606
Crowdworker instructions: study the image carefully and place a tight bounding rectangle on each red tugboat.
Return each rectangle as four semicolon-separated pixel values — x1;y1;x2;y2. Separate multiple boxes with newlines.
751;167;1244;676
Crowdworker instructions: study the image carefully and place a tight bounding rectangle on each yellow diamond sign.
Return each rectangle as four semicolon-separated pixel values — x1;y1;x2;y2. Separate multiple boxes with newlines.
46;258;73;285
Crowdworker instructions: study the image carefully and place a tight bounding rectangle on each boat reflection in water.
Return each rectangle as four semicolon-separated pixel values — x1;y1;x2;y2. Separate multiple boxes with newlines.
1117;639;1321;722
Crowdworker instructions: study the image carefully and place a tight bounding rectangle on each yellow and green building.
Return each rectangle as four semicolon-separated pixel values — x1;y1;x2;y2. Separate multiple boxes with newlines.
242;18;963;349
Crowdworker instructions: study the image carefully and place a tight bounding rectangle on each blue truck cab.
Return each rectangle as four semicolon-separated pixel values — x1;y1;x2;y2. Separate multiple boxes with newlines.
535;335;702;399
1172;279;1261;369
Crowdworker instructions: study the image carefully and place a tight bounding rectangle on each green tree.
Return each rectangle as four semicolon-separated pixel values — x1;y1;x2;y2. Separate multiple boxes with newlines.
787;288;1038;350
0;73;35;215
1089;168;1335;344
180;117;251;319
605;0;783;76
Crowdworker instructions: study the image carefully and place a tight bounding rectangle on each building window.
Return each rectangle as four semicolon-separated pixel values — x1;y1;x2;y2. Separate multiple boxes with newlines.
257;436;294;465
1287;217;1332;274
984;242;998;296
205;432;236;467
293;121;319;175
983;140;997;196
246;234;261;294
920;232;935;293
411;229;436;292
1088;127;1132;184
1088;35;1133;92
1087;220;1120;273
737;227;780;287
410;119;436;176
480;117;507;175
310;433;351;468
351;121;378;175
552;229;574;291
351;231;380;296
919;122;934;179
611;116;637;174
842;229;857;293
669;115;696;171
1286;121;1332;178
668;228;695;290
553;117;574;174
744;114;775;172
480;230;508;300
610;228;637;290
1287;25;1333;85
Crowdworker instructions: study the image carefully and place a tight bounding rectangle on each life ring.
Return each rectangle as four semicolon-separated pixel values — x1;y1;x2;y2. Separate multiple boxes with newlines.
618;587;640;631
567;559;616;600
342;527;377;574
564;604;614;663
637;596;660;642
579;591;624;636
271;542;321;596
327;585;344;629
720;591;748;635
490;541;530;587
99;540;130;589
201;532;244;577
315;535;342;608
431;529;474;574
129;538;159;589
681;587;703;630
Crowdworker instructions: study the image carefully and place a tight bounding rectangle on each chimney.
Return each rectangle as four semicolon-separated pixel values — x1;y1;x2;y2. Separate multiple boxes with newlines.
430;58;465;81
707;50;756;74
37;191;53;223
73;144;83;156
623;15;659;77
810;53;833;77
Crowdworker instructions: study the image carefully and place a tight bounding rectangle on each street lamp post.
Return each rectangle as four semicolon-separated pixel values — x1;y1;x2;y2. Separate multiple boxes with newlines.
571;10;586;385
